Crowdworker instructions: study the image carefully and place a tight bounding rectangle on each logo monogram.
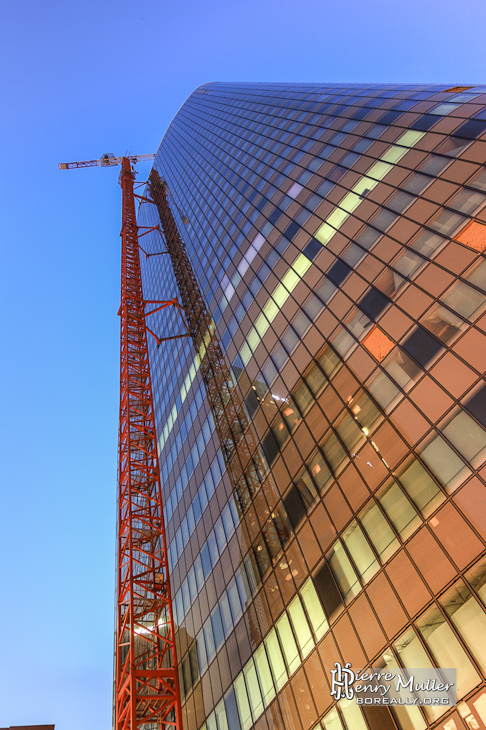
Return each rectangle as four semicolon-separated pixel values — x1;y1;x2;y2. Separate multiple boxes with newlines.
330;662;355;701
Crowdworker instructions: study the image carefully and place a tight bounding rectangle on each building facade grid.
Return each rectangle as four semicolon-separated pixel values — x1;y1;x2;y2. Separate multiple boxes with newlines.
137;82;486;730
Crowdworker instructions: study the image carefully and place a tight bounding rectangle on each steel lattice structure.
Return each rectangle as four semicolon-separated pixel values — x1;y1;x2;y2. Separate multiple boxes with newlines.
148;171;289;559
116;158;182;730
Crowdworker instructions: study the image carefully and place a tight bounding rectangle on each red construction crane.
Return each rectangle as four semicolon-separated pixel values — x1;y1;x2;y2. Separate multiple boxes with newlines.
59;154;182;730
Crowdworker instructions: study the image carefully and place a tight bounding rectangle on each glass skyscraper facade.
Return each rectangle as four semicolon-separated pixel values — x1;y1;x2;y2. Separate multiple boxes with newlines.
137;82;486;730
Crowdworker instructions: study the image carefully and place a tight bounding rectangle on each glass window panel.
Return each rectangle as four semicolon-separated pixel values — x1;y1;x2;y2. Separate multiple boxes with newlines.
301;577;329;640
224;688;240;730
403;173;430;195
215;698;229;730
196;630;208;673
436;136;469;157
355;226;381;250
243;659;264;720
254;643;276;706
419;155;449;177
305;361;327;396
254;535;271;578
388;191;414;213
332;327;356;359
469;169;486;191
207;532;219;566
430;209;467;235
465;258;486;291
318;344;341;378
383;349;420;391
194;555;204;590
359;500;400;562
349;390;382;433
282;397;301;431
378;480;421;539
322;431;348;474
219;593;233;637
347;309;372;339
272;416;290;447
234;673;252;730
448;189;486;215
181;579;190;613
417;605;480;699
418;434;469;492
295;465;320;507
305;193;324;211
222;502;235;538
271;343;287;371
264;628;288;690
282;326;300;354
340;698;369;730
335;412;365;452
211;606;224;651
342;520;380;582
394;250;424;278
206;712;217;730
327;540;361;601
215;518;227;553
367;370;401;412
395;457;445;517
430;103;461;115
228;578;243;622
188;567;197;602
411;231;446;258
316;278;337;304
441;280;486;321
204;620;216;663
378;651;427;730
322;707;346;730
393;627;446;722
304;292;325;321
372;209;398;232
308;449;333;493
276;612;300;674
423;301;465;346
440;580;486;673
352;138;373;154
294;380;313;413
342;243;365;267
466;556;486;606
441;409;486;468
288;594;314;658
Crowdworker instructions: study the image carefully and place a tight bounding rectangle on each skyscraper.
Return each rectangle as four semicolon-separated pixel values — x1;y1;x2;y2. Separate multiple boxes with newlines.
137;82;486;730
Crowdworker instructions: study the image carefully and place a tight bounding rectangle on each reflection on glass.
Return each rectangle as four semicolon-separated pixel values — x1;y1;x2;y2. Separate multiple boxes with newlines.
359;500;400;561
377;651;427;730
418;433;470;493
395;457;445;517
378;479;421;539
417;605;480;700
466;556;486;607
440;580;486;673
441;409;486;469
327;540;360;602
393;627;446;722
342;520;380;582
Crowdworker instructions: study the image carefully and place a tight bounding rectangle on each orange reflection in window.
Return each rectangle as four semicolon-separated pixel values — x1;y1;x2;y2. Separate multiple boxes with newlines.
362;326;394;362
455;220;486;253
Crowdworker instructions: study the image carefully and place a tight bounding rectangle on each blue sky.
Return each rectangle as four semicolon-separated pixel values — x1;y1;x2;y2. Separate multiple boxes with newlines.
0;1;485;729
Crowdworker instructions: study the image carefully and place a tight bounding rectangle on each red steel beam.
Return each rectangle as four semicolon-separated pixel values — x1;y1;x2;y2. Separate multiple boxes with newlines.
116;157;182;730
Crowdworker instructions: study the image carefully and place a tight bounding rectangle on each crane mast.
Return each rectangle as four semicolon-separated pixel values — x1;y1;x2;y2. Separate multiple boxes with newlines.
59;154;182;730
116;158;181;730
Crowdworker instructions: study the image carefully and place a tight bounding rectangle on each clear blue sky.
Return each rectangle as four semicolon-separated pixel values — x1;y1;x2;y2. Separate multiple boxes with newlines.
0;1;485;728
